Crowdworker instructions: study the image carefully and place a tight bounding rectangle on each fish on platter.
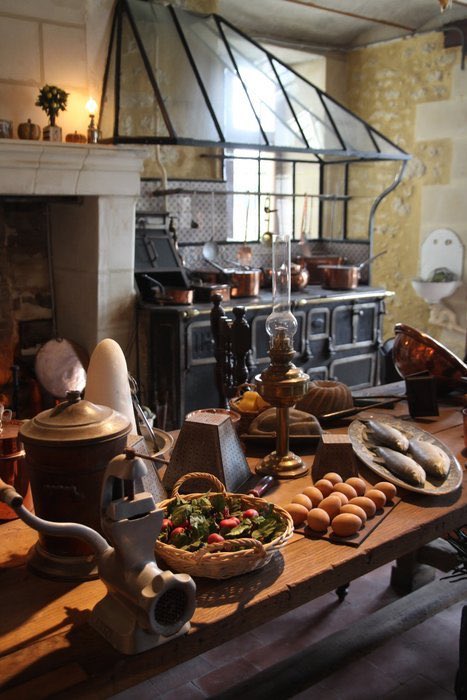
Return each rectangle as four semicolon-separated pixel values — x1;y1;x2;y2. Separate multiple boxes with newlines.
366;420;409;453
374;446;426;486
408;439;450;479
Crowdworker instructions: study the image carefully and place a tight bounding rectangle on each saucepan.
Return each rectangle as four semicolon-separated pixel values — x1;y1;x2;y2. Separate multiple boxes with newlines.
141;274;194;305
319;251;387;290
202;242;261;298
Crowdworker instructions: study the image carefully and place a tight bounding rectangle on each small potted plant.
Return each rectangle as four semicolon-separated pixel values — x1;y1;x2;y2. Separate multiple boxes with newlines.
35;84;69;142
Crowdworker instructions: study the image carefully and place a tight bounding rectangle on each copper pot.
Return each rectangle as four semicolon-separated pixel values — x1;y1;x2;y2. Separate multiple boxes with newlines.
158;287;194;305
261;264;309;291
294;255;344;284
19;391;131;564
193;283;230;303
230;269;261;298
142;274;193;305
319;264;361;290
319;252;387;290
0;420;33;520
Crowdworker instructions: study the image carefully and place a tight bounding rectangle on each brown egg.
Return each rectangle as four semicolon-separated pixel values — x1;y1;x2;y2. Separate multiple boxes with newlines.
314;479;334;497
349;496;377;518
374;481;397;501
291;493;313;510
302;486;324;507
306;508;330;532
284;503;309;527
340;503;367;524
365;489;387;510
323;472;343;485
332;491;349;506
333;482;358;500
331;513;362;537
345;477;367;496
319;495;342;519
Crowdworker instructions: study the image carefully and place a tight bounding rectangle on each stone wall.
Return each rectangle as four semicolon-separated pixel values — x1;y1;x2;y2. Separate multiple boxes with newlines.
346;32;466;357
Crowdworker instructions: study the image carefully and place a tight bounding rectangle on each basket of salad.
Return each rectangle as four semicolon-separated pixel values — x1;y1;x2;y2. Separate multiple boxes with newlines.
155;472;293;579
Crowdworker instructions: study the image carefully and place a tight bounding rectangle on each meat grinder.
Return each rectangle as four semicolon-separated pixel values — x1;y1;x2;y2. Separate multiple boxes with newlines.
0;451;196;655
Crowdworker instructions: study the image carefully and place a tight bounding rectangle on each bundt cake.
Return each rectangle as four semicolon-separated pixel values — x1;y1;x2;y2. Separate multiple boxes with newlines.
295;380;353;417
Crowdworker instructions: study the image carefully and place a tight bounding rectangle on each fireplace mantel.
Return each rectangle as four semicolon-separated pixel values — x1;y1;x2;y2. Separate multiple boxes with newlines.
0;140;147;197
0;140;148;371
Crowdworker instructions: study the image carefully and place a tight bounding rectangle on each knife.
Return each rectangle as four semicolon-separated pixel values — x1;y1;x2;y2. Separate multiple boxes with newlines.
319;397;405;422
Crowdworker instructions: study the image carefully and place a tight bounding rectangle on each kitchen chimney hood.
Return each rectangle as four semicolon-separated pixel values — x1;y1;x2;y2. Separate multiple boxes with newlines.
99;0;409;163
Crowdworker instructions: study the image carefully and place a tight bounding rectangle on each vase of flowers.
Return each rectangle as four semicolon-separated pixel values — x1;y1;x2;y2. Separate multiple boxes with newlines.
36;84;69;142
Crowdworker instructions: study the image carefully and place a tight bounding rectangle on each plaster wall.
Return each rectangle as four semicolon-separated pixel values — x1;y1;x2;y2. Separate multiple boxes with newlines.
346;32;466;358
0;0;217;180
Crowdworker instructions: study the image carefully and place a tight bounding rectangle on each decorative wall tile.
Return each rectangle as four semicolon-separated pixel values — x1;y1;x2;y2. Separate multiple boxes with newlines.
137;180;369;274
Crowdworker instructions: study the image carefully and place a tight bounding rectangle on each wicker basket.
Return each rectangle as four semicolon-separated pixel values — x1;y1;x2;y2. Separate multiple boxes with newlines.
155;472;293;579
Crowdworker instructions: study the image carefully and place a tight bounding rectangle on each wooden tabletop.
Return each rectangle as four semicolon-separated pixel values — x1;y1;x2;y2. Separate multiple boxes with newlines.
1;394;466;699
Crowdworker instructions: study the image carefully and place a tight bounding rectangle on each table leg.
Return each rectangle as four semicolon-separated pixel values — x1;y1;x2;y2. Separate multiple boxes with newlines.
335;583;350;602
390;551;436;594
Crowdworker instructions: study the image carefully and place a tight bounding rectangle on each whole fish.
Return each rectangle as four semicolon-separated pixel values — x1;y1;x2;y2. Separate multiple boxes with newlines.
408;439;450;479
367;420;409;453
374;446;426;486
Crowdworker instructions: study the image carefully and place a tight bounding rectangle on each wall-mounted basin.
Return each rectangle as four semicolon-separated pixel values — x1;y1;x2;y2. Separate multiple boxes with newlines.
411;279;461;304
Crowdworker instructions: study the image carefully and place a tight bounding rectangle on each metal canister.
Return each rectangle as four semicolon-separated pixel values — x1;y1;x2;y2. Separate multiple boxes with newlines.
19;391;131;579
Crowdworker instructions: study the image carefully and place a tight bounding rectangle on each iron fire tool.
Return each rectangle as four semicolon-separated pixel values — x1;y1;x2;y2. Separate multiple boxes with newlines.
0;451;196;655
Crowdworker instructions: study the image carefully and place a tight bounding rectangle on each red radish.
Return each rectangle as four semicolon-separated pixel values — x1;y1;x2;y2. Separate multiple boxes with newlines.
161;518;172;530
242;508;259;519
207;533;225;544
170;526;186;538
219;517;240;529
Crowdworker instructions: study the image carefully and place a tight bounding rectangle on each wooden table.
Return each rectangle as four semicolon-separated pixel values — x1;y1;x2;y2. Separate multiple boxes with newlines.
1;394;466;699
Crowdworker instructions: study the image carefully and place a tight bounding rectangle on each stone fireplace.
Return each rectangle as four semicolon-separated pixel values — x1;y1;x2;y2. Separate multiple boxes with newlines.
0;140;147;414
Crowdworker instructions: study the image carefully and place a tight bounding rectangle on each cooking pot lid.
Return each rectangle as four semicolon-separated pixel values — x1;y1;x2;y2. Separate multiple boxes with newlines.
19;391;131;445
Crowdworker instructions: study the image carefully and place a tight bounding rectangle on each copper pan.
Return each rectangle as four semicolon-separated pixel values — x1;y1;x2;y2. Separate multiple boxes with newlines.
230;269;261;298
319;251;387;290
294;255;344;284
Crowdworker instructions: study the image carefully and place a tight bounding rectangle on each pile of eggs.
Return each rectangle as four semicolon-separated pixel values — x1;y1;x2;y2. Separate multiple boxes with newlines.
284;472;397;538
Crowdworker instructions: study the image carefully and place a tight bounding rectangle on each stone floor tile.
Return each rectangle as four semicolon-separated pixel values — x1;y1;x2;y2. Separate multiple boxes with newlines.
290;680;341;700
201;629;264;668
193;658;261;697
382;674;455;699
160;681;207;699
111;680;162;700
317;656;401;699
147;657;215;694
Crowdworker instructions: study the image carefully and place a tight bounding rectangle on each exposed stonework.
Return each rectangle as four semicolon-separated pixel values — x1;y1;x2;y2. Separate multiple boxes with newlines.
346;33;464;356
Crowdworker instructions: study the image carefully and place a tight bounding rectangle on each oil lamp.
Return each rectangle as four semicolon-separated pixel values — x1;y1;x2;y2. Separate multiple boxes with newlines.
255;233;310;478
86;97;99;144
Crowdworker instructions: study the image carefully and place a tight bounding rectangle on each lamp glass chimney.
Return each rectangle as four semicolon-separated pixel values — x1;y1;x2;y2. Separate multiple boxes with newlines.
265;233;297;345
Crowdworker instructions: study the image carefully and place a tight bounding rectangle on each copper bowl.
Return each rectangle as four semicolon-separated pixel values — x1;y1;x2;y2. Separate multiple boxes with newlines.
393;323;467;393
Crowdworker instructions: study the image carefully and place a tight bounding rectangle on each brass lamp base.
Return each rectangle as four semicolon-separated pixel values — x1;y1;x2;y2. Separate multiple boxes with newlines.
256;449;308;479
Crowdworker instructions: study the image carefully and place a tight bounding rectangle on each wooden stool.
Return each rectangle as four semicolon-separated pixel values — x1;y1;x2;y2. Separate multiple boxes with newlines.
312;434;359;482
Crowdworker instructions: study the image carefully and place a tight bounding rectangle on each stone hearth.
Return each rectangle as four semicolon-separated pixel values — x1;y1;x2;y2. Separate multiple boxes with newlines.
0;141;147;390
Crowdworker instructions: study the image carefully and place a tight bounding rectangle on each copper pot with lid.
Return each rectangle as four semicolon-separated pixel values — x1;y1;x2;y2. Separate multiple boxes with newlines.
19;390;131;579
